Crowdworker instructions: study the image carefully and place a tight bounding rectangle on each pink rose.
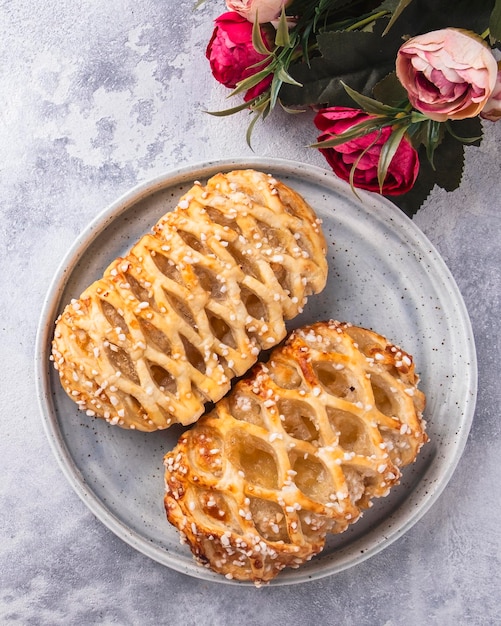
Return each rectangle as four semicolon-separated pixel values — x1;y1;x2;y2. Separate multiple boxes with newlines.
206;12;272;101
396;28;498;122
481;64;501;121
314;108;419;196
226;0;289;23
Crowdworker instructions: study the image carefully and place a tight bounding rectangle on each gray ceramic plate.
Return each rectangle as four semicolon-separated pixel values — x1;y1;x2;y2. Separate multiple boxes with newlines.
35;158;477;585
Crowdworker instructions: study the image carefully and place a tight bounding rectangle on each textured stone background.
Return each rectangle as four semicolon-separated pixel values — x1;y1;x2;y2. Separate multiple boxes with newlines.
1;1;500;624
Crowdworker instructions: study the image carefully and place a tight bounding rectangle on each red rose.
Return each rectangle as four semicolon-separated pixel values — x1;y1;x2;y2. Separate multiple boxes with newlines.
206;12;272;101
314;107;420;196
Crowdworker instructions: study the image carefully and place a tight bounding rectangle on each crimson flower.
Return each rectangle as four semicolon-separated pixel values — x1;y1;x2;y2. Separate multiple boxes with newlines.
206;12;273;101
314;107;420;196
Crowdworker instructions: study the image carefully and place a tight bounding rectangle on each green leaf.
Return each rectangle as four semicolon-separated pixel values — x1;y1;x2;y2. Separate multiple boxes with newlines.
377;125;408;191
447;117;483;147
446;131;483;145
373;72;408;107
380;0;415;34
275;7;291;48
341;81;404;115
246;111;263;149
280;19;404;108
280;103;307;114
424;119;443;168
206;99;258;117
490;0;501;42
311;118;392;149
258;98;272;121
348;133;381;198
252;17;270;55
230;67;271;97
276;66;303;87
386;170;433;217
422;131;466;192
269;75;283;109
389;128;467;216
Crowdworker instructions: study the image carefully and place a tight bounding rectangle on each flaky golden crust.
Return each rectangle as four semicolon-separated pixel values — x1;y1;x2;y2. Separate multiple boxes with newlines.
51;170;327;431
163;321;427;584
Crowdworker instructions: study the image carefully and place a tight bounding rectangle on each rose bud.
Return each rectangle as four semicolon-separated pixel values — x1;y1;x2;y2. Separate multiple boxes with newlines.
396;28;498;122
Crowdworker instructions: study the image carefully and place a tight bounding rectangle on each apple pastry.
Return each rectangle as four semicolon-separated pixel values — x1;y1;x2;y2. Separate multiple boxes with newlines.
163;321;427;584
51;170;328;431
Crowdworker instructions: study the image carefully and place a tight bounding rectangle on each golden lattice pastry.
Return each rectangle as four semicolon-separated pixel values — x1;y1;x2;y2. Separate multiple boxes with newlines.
51;170;327;431
164;321;427;584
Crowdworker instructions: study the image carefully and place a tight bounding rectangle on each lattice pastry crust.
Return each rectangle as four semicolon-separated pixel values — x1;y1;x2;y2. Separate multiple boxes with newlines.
164;321;427;584
51;170;328;431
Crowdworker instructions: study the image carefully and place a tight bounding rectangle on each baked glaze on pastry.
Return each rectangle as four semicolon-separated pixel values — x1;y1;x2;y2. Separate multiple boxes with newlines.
51;170;328;431
163;321;427;584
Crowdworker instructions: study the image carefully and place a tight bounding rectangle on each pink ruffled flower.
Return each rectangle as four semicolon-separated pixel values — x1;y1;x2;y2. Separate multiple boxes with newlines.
314;107;420;196
481;64;501;121
396;29;498;122
206;12;272;101
226;0;289;24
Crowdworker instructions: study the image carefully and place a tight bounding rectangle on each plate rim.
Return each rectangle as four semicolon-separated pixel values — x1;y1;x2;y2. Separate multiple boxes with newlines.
35;156;478;585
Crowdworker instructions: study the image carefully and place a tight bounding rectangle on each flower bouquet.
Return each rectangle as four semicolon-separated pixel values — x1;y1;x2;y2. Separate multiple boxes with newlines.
204;0;501;215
